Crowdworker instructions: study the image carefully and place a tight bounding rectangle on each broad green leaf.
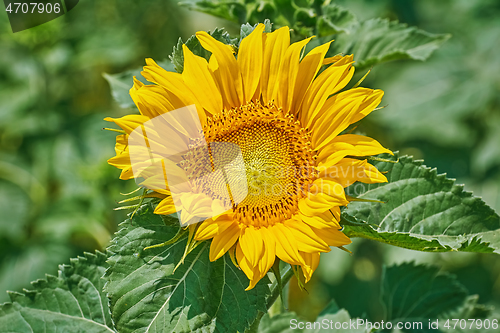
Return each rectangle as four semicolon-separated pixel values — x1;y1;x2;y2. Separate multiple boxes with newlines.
343;153;500;254
104;203;271;333
381;263;467;323
317;4;358;36
331;18;451;71
0;251;114;333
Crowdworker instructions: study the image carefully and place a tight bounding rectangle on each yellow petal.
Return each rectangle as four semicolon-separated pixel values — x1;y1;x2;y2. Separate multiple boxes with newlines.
114;134;128;154
119;167;134;180
317;134;392;166
207;55;231;110
235;243;261;290
154;196;177;215
196;31;243;107
313;227;352;248
284;218;330;253
300;251;320;283
182;45;223;115
350;89;385;124
139;158;189;193
330;206;341;223
238;24;265;102
300;210;341;230
311;88;384;150
209;222;241;261
317;144;361;169
323;55;344;65
299;179;348;216
141;59;209;125
268;223;304;265
239;226;264;268
276;37;313;112
130;78;180;119
291;41;332;113
108;155;131;172
361;160;389;183
261;27;290;102
178;193;216;225
309;179;348;203
321;158;388;188
298;196;336;216
300;55;355;128
104;115;150;135
107;140;134;181
333;134;392;155
141;59;196;105
258;228;276;276
236;242;254;280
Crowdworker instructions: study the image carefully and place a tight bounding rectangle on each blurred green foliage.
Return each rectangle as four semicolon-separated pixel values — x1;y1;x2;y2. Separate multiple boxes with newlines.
0;0;184;302
1;0;499;329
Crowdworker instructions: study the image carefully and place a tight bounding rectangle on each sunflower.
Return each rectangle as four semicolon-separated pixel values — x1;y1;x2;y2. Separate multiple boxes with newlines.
106;23;392;290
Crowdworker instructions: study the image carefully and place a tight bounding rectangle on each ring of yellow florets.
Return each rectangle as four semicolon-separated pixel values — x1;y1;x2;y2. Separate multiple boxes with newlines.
181;102;317;228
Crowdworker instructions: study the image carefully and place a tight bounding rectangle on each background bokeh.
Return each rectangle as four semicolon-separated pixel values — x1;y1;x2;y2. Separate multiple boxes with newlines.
0;0;499;323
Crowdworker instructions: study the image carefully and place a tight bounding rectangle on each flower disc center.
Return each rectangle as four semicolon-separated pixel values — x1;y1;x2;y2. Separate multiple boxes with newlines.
184;102;317;227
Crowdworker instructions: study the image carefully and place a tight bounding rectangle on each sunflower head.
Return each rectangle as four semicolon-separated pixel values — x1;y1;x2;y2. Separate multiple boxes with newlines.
106;23;392;289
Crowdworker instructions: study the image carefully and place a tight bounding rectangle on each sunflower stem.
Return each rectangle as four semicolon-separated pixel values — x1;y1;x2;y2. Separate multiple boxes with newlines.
245;311;265;333
246;265;294;333
267;264;294;310
270;262;285;309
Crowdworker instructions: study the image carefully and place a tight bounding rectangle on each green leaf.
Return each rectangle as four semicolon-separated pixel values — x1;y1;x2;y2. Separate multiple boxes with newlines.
442;295;492;321
331;18;451;71
339;210;371;228
343;153;500;254
258;300;369;333
317;4;358;36
310;308;369;333
169;28;236;73
240;22;256;40
180;0;247;24
0;251;114;333
104;203;271;333
317;299;340;318
437;306;500;333
240;20;273;41
258;312;300;333
381;262;467;323
258;310;370;333
103;71;140;109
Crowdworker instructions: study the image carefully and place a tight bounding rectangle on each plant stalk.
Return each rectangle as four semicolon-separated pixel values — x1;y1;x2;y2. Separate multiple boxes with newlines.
245;265;295;333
